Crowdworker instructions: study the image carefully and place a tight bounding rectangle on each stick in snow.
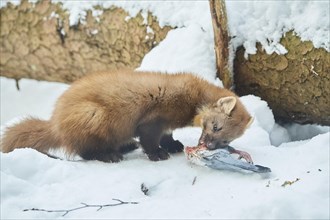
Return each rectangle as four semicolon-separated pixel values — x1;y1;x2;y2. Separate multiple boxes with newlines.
23;199;139;216
192;176;197;185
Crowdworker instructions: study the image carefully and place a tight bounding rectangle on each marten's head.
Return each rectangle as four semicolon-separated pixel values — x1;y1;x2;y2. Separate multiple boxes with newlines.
194;96;253;150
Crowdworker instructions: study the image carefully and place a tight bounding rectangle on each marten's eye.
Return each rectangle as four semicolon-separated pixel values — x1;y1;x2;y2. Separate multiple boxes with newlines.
213;124;222;132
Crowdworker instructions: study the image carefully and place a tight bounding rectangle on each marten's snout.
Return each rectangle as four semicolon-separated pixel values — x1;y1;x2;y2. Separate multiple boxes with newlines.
199;133;229;150
199;133;216;150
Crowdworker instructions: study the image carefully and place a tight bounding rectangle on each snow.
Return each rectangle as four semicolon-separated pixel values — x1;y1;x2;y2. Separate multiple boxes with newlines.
227;1;330;57
1;80;329;219
1;0;330;219
137;24;219;85
90;29;99;35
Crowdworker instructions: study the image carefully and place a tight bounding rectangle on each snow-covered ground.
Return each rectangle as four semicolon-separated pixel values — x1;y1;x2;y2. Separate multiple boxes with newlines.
1;0;330;219
1;76;329;220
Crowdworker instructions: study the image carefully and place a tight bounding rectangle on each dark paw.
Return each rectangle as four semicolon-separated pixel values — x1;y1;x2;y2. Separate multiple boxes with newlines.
80;151;123;163
162;140;184;153
105;152;124;163
95;152;123;163
119;141;139;154
146;148;170;161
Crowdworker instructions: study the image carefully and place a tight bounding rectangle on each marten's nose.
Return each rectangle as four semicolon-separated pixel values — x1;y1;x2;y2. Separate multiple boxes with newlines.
206;141;217;150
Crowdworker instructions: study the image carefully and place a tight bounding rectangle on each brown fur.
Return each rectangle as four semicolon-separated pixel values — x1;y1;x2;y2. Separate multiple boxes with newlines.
1;118;60;153
1;70;252;162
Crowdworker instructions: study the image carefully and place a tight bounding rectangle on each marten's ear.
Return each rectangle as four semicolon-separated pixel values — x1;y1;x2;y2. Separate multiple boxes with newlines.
216;96;237;115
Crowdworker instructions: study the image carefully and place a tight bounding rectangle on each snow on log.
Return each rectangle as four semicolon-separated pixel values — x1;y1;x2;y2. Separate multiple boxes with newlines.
0;0;171;83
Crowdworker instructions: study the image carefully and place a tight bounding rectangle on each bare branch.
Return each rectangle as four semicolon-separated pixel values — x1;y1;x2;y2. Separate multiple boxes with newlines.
23;199;139;217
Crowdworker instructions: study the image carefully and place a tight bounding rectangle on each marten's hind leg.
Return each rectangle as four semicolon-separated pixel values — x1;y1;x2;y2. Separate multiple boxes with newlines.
79;148;123;163
73;136;123;163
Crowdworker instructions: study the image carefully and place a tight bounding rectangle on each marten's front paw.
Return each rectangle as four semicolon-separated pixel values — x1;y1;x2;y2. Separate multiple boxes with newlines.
162;140;184;153
146;148;170;161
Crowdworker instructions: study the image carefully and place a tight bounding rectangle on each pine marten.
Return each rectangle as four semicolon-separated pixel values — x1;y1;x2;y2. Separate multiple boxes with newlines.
1;70;253;162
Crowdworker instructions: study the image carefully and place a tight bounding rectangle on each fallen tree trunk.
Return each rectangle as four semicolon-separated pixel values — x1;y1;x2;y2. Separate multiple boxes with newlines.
0;0;171;83
209;0;329;125
234;32;330;125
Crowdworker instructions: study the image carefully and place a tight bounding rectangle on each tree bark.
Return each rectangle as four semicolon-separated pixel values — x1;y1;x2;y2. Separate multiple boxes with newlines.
209;0;232;89
0;0;171;83
234;32;330;125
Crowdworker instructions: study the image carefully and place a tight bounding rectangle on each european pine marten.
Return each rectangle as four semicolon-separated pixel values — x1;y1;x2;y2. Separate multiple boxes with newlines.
1;70;252;162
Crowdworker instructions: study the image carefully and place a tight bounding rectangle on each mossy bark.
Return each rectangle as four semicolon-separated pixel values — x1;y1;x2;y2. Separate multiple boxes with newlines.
0;0;171;83
234;32;330;125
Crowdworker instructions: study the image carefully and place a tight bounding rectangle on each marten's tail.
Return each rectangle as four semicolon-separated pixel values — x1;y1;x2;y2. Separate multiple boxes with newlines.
1;117;61;153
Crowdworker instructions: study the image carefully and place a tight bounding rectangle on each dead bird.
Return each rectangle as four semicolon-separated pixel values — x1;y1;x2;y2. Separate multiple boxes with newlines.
185;145;271;173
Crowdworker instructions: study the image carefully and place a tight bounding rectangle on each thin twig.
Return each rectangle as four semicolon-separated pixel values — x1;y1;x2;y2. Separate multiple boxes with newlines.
23;199;138;216
192;176;197;185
